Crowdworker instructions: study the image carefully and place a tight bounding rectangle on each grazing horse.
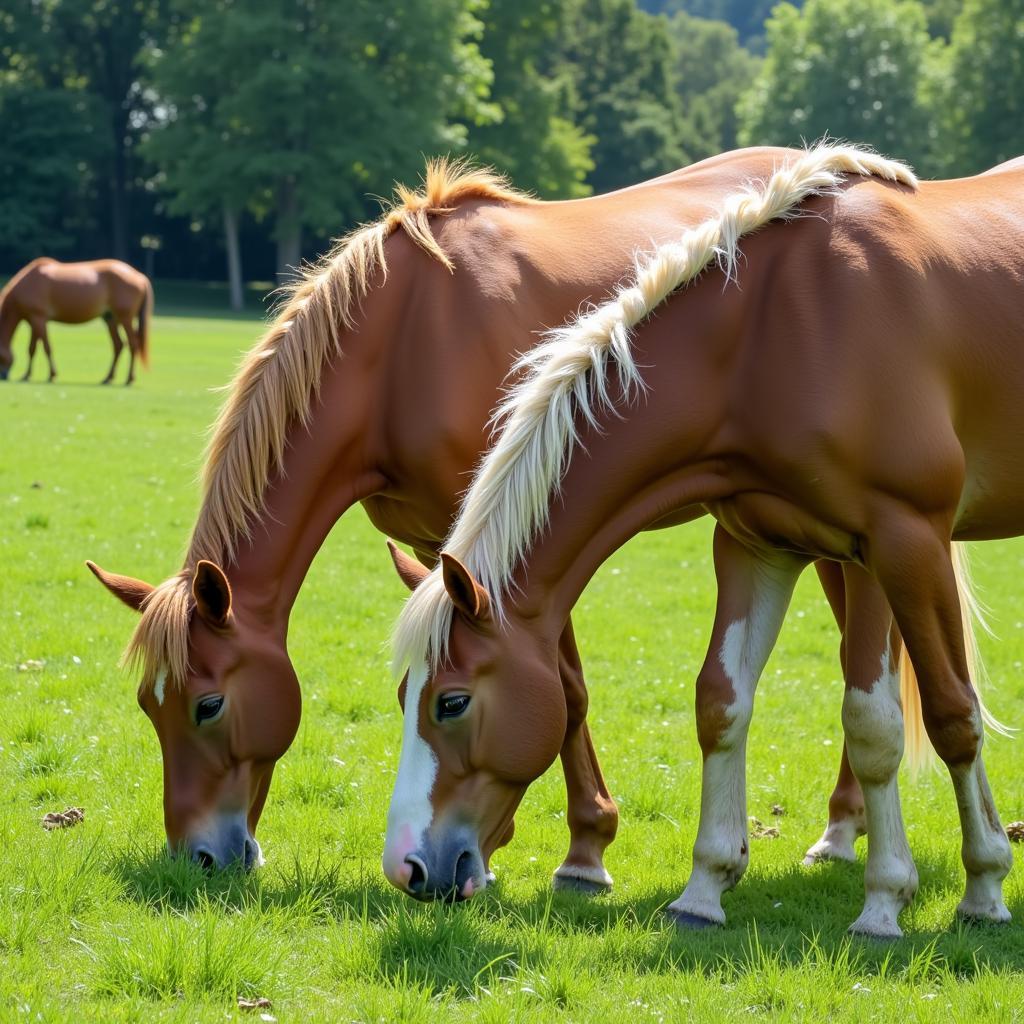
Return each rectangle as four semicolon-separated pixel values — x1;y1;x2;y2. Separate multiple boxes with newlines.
383;143;1022;939
86;148;873;875
0;258;152;384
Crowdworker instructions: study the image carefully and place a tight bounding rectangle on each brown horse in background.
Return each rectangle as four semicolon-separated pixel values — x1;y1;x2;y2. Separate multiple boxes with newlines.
0;258;152;384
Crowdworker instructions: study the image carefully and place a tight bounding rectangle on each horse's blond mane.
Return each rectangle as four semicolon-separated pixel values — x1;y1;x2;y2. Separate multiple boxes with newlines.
393;143;918;675
125;158;534;689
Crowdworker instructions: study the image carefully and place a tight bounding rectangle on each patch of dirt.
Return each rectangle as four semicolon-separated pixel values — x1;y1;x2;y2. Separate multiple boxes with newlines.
770;804;785;817
1005;821;1024;842
238;997;273;1011
42;807;84;831
749;817;780;839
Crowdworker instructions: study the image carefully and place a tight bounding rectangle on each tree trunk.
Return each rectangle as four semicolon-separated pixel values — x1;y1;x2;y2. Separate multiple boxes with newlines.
275;178;302;283
223;204;244;311
109;106;130;261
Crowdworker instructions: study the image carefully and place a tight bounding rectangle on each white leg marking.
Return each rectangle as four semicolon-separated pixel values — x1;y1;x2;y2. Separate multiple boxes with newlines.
154;668;167;707
802;812;865;866
670;563;796;925
382;660;438;886
949;721;1012;922
845;652;917;939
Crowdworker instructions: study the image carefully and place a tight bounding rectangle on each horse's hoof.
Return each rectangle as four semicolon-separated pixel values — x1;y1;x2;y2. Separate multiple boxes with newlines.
666;908;721;930
552;874;610;896
100;378;112;386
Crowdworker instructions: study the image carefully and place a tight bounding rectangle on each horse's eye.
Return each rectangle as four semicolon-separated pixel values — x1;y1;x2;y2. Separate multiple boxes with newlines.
437;693;470;721
195;695;225;725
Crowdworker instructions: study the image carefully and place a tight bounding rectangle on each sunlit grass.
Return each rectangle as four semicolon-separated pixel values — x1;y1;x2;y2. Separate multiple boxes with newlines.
2;310;1024;1020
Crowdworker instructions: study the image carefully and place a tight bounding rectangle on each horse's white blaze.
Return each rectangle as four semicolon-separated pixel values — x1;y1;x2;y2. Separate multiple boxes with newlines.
844;651;917;938
154;668;167;706
383;660;438;885
670;564;795;923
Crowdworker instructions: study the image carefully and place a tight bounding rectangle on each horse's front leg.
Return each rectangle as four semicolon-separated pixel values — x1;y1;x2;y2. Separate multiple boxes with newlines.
839;564;917;938
551;618;618;892
20;333;37;382
668;525;803;928
804;559;867;864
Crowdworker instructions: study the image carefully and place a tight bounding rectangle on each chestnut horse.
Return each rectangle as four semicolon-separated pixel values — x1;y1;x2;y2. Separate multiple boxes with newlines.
384;143;1022;938
0;258;152;384
86;149;870;875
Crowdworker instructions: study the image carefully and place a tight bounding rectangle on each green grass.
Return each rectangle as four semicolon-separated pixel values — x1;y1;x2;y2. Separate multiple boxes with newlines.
3;311;1024;1021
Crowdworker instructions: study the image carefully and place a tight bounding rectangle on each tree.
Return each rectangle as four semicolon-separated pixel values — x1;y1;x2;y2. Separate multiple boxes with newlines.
942;0;1024;174
667;12;760;159
9;0;172;261
639;0;804;50
468;0;593;198
556;0;687;193
0;85;107;267
145;0;498;286
738;0;937;173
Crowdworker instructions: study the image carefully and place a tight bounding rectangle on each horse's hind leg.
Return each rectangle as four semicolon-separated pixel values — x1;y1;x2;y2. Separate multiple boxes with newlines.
101;313;124;385
551;618;619;893
872;518;1011;925
668;525;803;928
35;323;56;382
839;564;916;938
804;559;867;865
120;317;138;385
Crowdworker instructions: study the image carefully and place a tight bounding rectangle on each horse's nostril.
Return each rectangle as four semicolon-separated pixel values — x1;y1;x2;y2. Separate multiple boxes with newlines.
405;854;428;895
243;839;259;870
453;850;475;897
194;849;216;871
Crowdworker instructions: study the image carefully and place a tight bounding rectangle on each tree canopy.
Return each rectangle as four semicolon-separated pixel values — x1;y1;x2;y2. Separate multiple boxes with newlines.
3;0;1021;303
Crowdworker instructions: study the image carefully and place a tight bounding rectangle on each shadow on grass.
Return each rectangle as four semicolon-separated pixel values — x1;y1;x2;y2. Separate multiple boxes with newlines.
107;843;407;921
108;845;1024;992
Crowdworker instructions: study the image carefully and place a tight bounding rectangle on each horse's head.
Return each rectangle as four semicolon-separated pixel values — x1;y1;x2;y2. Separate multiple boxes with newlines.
382;546;566;900
87;559;301;869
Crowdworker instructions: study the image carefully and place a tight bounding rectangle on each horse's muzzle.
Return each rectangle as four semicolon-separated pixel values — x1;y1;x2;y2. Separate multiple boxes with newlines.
388;830;485;902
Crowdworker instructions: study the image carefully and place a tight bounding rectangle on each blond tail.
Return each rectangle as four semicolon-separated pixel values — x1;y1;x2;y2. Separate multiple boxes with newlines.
901;543;1011;774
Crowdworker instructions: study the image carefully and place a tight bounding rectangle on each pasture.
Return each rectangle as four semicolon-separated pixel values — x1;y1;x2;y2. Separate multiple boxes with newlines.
4;306;1024;1021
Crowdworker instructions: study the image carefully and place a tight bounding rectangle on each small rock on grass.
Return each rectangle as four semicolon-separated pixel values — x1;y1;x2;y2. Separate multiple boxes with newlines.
1005;821;1024;842
771;804;785;816
42;807;84;831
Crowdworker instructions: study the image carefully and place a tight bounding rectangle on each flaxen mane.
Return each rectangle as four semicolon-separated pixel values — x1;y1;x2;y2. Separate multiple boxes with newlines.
392;144;919;677
125;159;534;689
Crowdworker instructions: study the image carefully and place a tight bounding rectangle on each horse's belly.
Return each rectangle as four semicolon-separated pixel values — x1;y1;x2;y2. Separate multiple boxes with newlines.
956;455;1024;540
707;492;861;562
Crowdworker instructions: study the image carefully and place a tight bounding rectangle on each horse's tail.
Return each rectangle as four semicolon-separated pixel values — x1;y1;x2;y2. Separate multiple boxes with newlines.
137;277;153;369
901;543;1010;773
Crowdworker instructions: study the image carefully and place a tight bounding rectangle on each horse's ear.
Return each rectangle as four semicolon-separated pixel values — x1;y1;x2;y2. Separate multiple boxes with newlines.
86;560;154;612
192;560;233;627
440;553;490;621
387;540;431;592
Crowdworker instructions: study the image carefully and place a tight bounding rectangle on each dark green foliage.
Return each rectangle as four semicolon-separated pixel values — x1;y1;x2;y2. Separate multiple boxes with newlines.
942;0;1024;172
0;86;107;265
2;0;1022;293
468;0;594;198
556;0;687;193
738;0;937;172
668;12;760;158
638;0;804;49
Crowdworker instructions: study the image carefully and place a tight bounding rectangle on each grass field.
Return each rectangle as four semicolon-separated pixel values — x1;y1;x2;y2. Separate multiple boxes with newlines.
4;304;1024;1022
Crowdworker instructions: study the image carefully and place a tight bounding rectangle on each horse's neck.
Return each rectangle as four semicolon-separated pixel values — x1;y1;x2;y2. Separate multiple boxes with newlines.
506;299;740;634
213;337;389;629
